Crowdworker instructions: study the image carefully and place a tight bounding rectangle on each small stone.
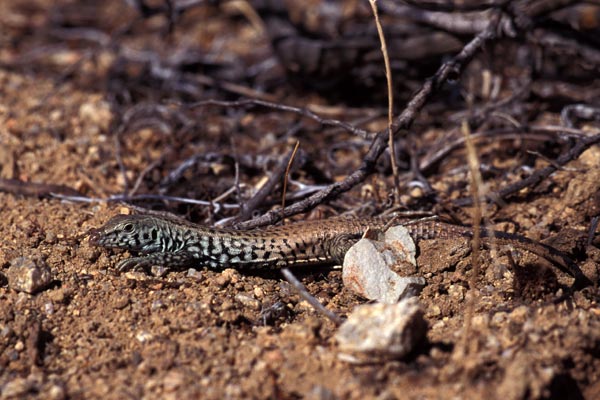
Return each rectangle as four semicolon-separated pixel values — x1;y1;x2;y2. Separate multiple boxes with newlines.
235;293;260;310
342;226;425;303
48;287;73;304
448;284;466;300
509;305;529;323
44;231;58;245
1;325;13;338
186;268;203;281
49;109;63;122
44;302;55;315
47;384;66;400
253;287;265;299
409;186;424;198
150;265;169;277
1;377;34;398
7;257;53;294
118;207;132;215
429;305;442;317
163;370;185;392
214;273;231;288
136;331;154;343
215;268;239;288
221;299;235;311
78;100;113;131
335;297;427;362
151;299;166;311
222;268;240;284
113;296;130;310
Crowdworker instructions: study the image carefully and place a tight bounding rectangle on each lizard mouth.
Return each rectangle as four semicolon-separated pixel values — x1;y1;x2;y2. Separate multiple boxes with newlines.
88;228;104;246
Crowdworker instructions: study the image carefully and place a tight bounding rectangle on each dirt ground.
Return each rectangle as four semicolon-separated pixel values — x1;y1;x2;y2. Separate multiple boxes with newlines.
1;1;600;399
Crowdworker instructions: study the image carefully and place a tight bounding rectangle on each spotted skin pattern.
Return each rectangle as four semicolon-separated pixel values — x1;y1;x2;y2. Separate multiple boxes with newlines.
89;214;389;271
88;213;588;286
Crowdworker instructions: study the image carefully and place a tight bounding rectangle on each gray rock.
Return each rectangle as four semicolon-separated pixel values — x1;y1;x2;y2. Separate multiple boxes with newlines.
335;297;427;362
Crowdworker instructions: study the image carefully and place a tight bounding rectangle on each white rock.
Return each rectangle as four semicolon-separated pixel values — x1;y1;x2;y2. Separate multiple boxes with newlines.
336;297;427;362
342;225;425;303
384;225;417;265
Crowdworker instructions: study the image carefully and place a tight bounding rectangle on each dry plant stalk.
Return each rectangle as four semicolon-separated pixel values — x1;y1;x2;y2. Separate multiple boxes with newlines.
281;140;301;219
222;0;266;35
458;120;485;362
369;0;399;203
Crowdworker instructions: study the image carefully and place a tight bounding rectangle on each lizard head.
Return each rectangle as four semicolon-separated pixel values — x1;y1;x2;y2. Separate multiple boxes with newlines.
89;214;164;253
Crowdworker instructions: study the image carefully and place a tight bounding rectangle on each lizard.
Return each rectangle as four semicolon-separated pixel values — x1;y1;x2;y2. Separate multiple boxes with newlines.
88;213;590;287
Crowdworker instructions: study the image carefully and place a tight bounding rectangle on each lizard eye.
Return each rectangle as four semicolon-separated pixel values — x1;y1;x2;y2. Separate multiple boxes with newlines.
122;223;134;233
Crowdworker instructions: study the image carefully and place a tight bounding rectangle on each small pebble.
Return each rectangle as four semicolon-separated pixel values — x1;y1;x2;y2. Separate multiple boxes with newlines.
14;341;24;351
150;265;169;277
48;287;73;304
186;268;203;281
78;100;113;131
7;257;53;294
253;286;265;299
47;384;66;400
113;296;130;310
44;302;55;315
221;299;235;311
215;271;233;288
222;269;240;284
136;331;154;343
44;231;58;245
1;377;33;398
1;325;13;338
235;293;260;310
151;299;167;311
163;370;185;392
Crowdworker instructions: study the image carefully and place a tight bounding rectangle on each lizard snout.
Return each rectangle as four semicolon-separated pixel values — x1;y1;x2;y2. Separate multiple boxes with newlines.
87;228;104;246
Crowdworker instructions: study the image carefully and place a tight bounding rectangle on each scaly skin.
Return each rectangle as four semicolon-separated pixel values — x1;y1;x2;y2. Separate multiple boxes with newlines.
89;213;589;287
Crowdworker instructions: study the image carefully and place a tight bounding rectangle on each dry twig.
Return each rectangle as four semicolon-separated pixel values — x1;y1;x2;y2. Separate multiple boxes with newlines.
236;15;501;229
455;133;600;207
281;268;343;326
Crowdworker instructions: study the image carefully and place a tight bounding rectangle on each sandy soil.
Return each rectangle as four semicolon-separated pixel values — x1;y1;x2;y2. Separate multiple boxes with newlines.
1;1;600;399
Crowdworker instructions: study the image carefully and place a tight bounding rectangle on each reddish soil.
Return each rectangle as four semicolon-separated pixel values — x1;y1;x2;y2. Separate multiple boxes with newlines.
1;1;600;399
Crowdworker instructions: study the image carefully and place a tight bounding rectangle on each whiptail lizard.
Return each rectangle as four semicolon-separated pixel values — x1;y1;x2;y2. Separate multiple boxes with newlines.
89;213;589;286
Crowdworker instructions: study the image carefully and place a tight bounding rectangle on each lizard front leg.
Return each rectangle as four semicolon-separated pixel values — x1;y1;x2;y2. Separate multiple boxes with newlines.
116;251;199;272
